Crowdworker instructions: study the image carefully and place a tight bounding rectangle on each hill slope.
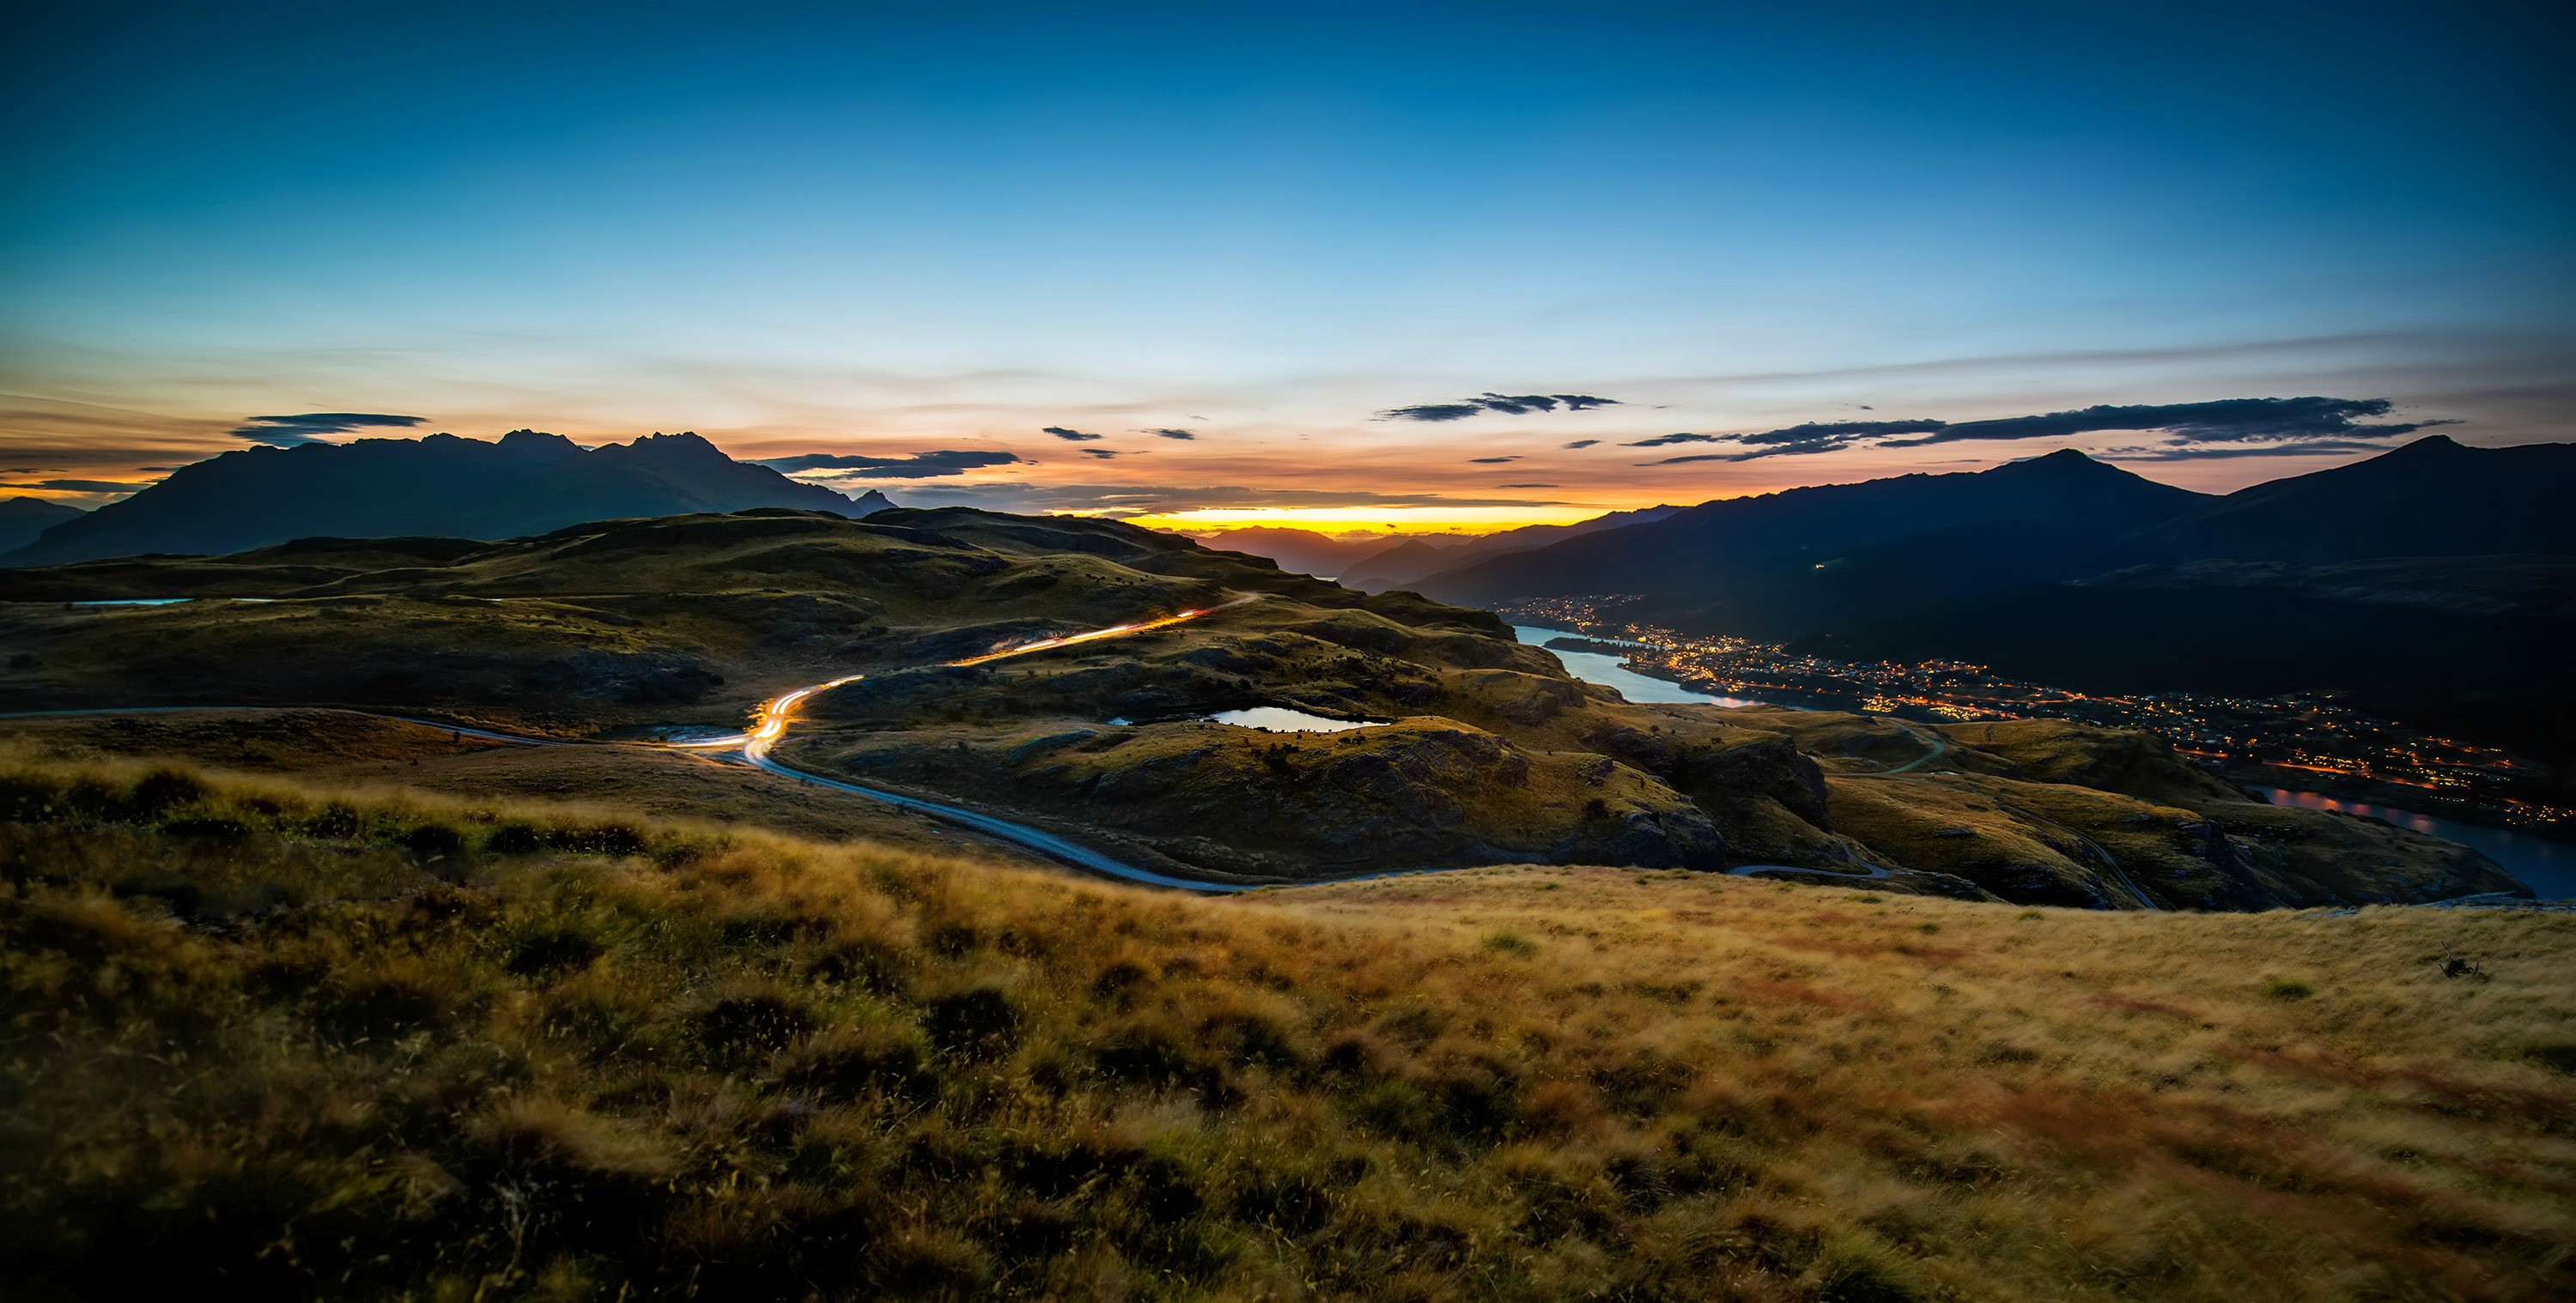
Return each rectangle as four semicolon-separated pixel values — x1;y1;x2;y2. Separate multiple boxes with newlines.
0;506;2521;904
1416;450;2202;635
2;431;883;566
2117;434;2576;563
2;752;2568;1300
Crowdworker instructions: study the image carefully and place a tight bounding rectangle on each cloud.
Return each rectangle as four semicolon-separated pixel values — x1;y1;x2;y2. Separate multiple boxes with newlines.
0;478;154;493
1043;426;1105;441
756;450;1028;479
1562;439;1600;449
1142;427;1196;439
876;482;1572;517
1496;482;1560;488
1648;398;2445;463
228;413;426;445
2097;439;2409;462
1880;398;2445;450
1079;448;1127;459
1377;392;1622;421
1467;456;1521;464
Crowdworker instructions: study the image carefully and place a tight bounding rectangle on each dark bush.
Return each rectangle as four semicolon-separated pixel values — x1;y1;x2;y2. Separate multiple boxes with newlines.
485;822;542;854
129;768;207;816
922;984;1021;1059
505;927;605;977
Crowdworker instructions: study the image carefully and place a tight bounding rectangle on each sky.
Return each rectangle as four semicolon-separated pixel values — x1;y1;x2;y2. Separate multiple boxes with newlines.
3;0;2570;531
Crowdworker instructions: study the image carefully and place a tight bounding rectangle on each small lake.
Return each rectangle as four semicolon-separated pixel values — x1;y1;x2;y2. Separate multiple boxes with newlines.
1206;707;1381;733
1512;625;1765;707
70;597;195;606
2259;789;2575;900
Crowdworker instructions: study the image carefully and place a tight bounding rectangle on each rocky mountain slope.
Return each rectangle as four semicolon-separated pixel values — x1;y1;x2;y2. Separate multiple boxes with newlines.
1;430;884;566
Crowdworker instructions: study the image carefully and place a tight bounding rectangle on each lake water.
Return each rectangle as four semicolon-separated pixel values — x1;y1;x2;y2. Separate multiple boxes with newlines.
2258;788;2575;900
1206;707;1382;733
1511;625;1765;707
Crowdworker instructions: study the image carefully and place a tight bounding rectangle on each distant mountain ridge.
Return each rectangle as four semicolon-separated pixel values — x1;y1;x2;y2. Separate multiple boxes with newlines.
2;431;887;567
0;498;86;555
1340;503;1685;591
1415;446;2207;636
1408;435;2576;767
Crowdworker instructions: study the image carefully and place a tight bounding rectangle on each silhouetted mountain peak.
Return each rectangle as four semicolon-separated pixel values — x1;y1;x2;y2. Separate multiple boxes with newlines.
612;431;732;463
2375;432;2466;461
496;428;584;459
1984;448;2128;482
2;430;872;566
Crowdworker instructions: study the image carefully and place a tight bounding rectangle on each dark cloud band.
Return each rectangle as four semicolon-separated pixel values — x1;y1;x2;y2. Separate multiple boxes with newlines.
1378;392;1619;421
1042;427;1105;441
756;450;1029;479
1642;397;2443;463
229;413;426;445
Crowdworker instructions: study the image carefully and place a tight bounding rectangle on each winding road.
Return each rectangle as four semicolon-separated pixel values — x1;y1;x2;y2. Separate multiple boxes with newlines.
4;594;2060;900
6;604;1278;894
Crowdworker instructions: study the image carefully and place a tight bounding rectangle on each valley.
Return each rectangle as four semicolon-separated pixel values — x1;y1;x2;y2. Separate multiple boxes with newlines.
0;506;2530;909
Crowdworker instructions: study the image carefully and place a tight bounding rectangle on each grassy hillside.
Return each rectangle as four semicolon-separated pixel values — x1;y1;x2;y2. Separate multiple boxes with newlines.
3;751;2570;1300
0;506;2523;903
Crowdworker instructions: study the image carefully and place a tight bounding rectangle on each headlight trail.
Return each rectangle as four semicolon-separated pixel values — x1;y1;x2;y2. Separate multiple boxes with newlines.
946;604;1217;667
665;597;1250;757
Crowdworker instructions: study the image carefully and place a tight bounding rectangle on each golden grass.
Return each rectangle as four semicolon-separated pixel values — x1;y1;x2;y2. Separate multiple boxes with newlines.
2;749;2570;1300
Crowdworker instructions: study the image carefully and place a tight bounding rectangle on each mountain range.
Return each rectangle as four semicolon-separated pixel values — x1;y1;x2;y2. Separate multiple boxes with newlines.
1200;503;1683;585
1406;435;2576;768
1;431;886;567
0;497;86;555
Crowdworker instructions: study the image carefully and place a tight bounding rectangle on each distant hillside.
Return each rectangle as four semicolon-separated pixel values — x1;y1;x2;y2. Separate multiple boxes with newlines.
1416;436;2576;764
1;431;885;567
1341;503;1685;591
1416;448;2202;633
2117;434;2576;562
0;497;85;554
1184;526;1408;578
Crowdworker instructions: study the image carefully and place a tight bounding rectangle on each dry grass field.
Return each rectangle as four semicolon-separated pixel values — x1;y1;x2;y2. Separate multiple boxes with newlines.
3;747;2569;1300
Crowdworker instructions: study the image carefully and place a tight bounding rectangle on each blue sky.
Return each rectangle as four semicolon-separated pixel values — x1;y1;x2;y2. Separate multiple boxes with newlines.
3;1;2568;525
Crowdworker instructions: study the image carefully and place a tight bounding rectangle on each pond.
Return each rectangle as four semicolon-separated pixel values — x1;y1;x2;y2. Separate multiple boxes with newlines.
1205;707;1382;733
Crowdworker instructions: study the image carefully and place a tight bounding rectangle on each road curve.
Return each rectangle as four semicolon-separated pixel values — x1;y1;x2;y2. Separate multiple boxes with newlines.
0;594;1908;897
1728;861;1897;881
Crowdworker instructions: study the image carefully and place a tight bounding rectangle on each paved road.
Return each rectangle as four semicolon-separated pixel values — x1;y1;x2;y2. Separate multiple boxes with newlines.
1880;723;1949;774
1728;861;1897;881
3;595;1977;898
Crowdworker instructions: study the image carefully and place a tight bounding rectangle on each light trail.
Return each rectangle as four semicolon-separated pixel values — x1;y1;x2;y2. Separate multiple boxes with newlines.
946;606;1212;667
668;600;1237;753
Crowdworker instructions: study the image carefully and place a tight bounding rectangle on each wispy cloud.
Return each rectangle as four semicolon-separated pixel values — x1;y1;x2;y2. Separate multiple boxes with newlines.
1079;447;1127;458
1467;456;1521;464
1496;482;1560;488
875;482;1573;517
1563;439;1600;449
2097;439;2412;462
1377;393;1620;421
0;478;155;493
1636;397;2447;463
756;449;1028;479
228;413;426;445
1142;427;1196;439
1042;426;1106;441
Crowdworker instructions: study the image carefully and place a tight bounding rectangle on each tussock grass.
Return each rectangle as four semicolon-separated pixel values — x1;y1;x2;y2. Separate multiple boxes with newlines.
2;750;2571;1300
